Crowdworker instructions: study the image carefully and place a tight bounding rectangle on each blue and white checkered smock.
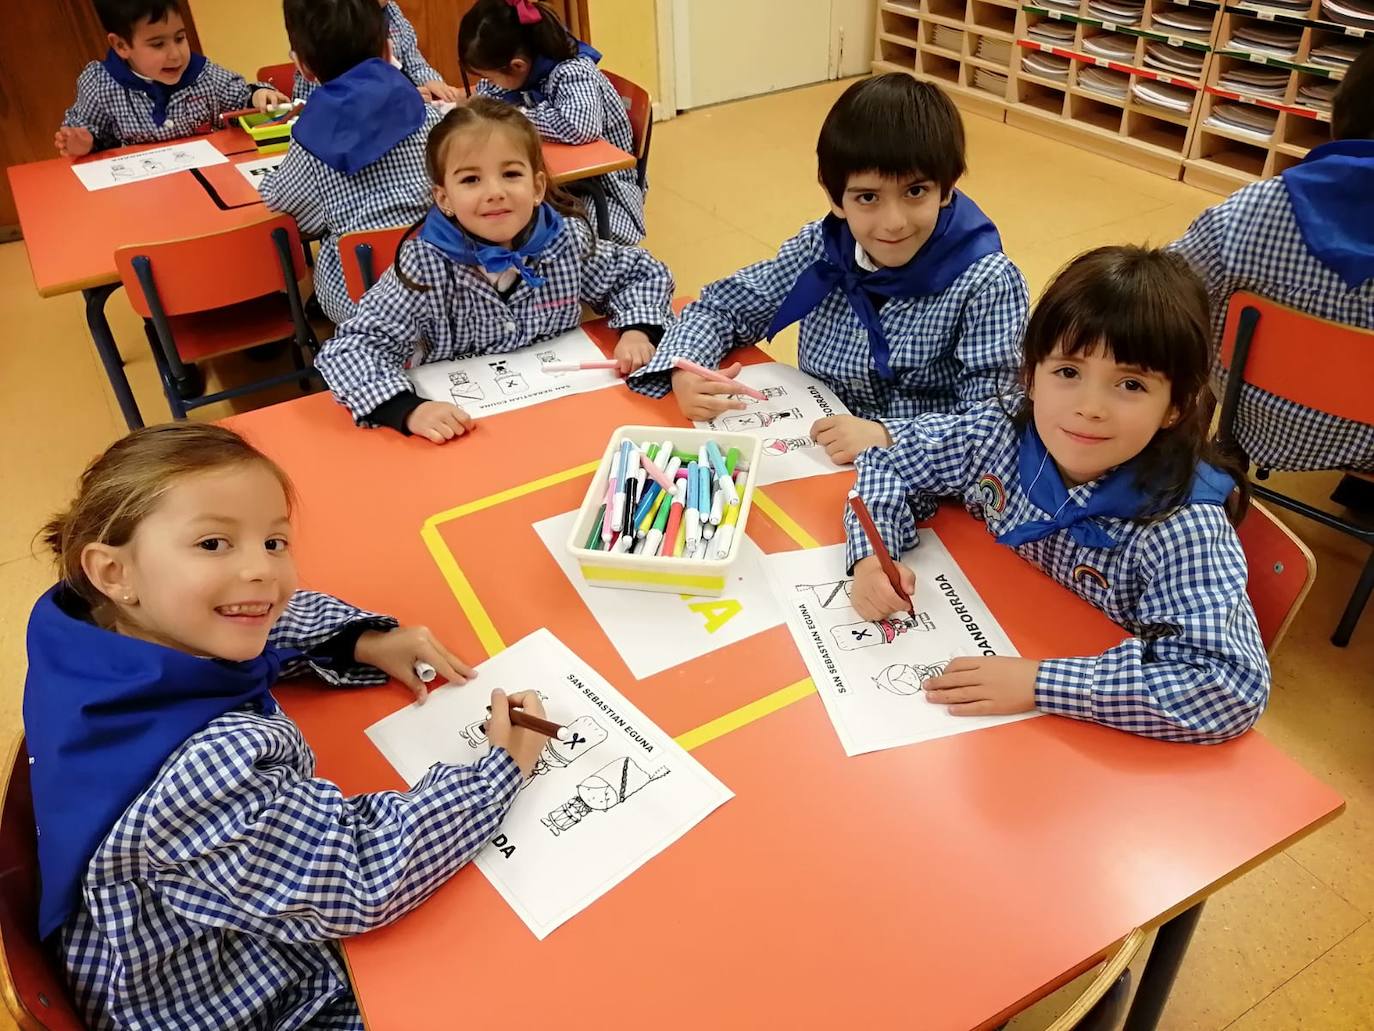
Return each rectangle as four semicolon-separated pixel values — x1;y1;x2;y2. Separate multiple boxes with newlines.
58;589;522;1031
317;215;673;422
259;105;443;325
847;400;1270;743
1169;177;1374;471
62;59;268;150
293;2;443;101
477;56;645;244
630;219;1028;435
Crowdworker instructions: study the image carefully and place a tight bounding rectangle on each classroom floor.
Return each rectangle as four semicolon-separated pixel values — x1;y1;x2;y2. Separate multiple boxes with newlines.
1;78;1372;1030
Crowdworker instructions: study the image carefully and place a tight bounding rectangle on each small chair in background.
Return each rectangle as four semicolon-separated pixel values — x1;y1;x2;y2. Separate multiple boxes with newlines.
338;226;413;302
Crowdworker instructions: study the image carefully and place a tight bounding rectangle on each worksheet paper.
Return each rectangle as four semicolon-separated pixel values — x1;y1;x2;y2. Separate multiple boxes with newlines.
692;364;852;485
70;138;227;191
235;153;286;191
407;328;620;418
765;535;1037;756
364;629;733;939
533;509;784;679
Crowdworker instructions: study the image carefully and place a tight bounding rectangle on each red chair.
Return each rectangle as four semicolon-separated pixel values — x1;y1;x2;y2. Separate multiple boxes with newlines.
1217;291;1374;646
601;69;653;190
114;214;320;421
1238;500;1317;654
256;63;296;97
338;226;412;302
0;737;85;1031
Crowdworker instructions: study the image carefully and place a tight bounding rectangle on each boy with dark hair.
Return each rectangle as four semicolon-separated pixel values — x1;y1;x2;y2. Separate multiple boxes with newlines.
261;0;444;325
630;73;1028;464
56;0;287;156
1169;45;1374;473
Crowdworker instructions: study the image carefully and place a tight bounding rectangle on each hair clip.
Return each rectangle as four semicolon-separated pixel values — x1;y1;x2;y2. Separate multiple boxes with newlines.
506;0;543;24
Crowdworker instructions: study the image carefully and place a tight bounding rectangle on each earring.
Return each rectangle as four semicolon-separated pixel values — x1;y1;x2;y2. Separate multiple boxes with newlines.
122;594;135;604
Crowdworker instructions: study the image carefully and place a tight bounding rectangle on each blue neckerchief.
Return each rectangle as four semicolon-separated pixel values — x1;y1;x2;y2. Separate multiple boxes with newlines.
995;425;1235;549
765;194;1003;382
418;203;564;287
22;585;293;940
487;40;602;106
1280;139;1374;290
292;58;425;174
101;49;207;127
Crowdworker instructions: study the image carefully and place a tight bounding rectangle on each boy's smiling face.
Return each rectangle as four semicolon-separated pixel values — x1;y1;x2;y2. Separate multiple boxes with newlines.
828;171;948;269
110;9;192;85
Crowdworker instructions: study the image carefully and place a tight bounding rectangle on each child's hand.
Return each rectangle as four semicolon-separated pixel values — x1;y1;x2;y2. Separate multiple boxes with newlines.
670;362;749;421
484;688;549;777
419;80;465;104
55;126;94;157
252;87;291;112
851;555;916;621
811;416;892;465
406;401;475;443
614;329;656;375
354;625;478;705
922;657;1041;716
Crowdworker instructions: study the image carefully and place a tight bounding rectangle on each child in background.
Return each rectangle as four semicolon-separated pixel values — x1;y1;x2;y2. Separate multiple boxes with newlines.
1168;46;1374;473
262;0;443;325
459;0;645;243
317;100;673;444
55;0;287;156
847;247;1269;744
25;423;548;1030
292;0;463;103
631;74;1027;466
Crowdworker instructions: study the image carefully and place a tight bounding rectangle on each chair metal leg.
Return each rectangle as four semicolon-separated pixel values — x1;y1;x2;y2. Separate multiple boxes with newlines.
1332;551;1374;647
1122;903;1204;1031
581;180;612;239
142;323;187;420
84;284;144;430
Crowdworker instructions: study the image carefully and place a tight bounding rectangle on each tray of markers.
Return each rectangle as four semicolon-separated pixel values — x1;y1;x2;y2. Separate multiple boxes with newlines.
235;105;300;154
566;426;762;597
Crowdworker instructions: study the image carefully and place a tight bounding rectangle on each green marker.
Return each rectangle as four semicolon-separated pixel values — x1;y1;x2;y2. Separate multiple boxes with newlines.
725;446;740;474
584;504;606;550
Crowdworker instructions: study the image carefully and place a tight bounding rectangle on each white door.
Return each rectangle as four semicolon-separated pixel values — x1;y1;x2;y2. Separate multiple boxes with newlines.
669;0;875;110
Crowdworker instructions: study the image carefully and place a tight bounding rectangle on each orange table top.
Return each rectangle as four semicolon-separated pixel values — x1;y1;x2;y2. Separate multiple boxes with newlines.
541;138;636;183
225;327;1342;1031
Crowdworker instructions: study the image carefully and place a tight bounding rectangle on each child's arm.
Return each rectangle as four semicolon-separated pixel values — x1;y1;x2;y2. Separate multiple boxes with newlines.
521;61;610;145
386;5;448;94
629;222;824;400
1035;506;1270;743
947;255;1029;418
257;147;328;236
202;61;284;116
575;222;674;341
57;65;120;155
268;590;397;686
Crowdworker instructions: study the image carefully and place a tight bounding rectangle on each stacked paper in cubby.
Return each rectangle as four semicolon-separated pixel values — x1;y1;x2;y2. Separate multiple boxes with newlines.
1130;77;1196;111
1082;33;1138;59
1204;101;1279;138
1028;19;1076;45
1087;0;1145;24
1309;40;1363;68
1321;0;1374;27
1023;50;1073;79
1144;41;1206;76
1228;20;1303;57
933;24;965;52
977;36;1014;64
1041;0;1081;11
1079;65;1131;98
1217;64;1291;96
1296;79;1338;110
1150;6;1215;38
973;68;1011;96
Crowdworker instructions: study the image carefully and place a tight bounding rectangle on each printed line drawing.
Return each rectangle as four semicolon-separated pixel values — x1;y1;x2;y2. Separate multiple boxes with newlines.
740;385;788;405
832;611;935;651
448;370;485;403
722;407;804;431
532;716;609;776
872;661;948;695
763;436;818;458
541;757;671;837
796;579;855;611
488;359;529;396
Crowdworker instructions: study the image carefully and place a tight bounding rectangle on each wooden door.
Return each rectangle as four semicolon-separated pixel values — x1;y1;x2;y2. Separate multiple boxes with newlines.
398;0;591;91
0;0;202;238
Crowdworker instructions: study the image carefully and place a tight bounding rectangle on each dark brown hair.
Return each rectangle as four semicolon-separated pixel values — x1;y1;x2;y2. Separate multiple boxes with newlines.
96;0;182;41
1015;245;1250;523
395;99;587;292
40;424;295;620
283;0;388;84
458;0;578;76
1332;44;1374;141
817;73;966;206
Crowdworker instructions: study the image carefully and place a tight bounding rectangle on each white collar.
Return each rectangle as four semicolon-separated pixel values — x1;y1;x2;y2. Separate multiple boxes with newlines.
854;242;879;272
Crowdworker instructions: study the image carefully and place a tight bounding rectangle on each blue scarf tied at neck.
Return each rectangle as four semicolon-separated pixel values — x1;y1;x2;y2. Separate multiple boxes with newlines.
765;194;1003;381
101;49;207;127
418;202;564;287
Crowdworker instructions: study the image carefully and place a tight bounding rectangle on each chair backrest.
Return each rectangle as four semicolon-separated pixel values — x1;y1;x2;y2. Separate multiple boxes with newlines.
0;738;85;1031
256;63;296;97
601;69;652;165
1238;501;1317;654
1218;292;1374;425
115;214;307;318
339;226;412;302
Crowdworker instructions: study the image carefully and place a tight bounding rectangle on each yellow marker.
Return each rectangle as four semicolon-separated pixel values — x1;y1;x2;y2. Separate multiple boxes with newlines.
637;484;669;535
711;500;741;559
672;515;687;557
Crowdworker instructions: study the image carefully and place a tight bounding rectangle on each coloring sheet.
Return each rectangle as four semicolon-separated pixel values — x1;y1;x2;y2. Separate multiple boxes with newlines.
693;363;852;485
407;328;620;418
764;534;1037;756
235;153;286;191
533;509;784;679
365;628;733;939
70;138;227;191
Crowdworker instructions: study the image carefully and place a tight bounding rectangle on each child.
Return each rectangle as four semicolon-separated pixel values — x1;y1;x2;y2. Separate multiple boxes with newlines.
262;0;445;325
459;0;645;244
1168;46;1374;473
55;0;288;156
630;74;1028;466
292;0;463;104
316;99;674;443
846;246;1270;744
24;423;548;1030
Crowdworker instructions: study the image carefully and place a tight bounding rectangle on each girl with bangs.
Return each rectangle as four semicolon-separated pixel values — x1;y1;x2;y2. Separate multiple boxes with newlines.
844;245;1270;744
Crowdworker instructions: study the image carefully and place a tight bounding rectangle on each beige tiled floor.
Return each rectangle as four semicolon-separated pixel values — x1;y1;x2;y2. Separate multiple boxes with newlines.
1;78;1371;1030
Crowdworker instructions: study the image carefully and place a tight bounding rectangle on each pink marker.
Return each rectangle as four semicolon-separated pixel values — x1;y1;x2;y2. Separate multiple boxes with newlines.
542;360;620;372
638;451;677;493
670;357;769;401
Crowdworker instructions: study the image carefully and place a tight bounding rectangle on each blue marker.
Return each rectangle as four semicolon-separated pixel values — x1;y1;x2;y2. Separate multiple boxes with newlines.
705;440;738;504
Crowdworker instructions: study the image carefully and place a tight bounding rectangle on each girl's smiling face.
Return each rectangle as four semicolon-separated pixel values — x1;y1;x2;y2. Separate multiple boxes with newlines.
431;123;547;247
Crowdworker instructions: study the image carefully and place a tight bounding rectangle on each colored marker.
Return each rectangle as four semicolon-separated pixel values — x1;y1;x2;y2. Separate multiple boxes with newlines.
685;461;701;546
644;479;678;557
671;357;769;401
709;486;724;527
585;504;606;550
638;450;677;493
541;360;620;372
672;515;688;557
847;489;914;615
660;481;685;557
638;483;669;536
611;440;632;530
413;661;437;683
713;498;741;558
726;446;740;475
706;440;739;504
622;476;639;537
631;478;662;531
600;464;616;545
